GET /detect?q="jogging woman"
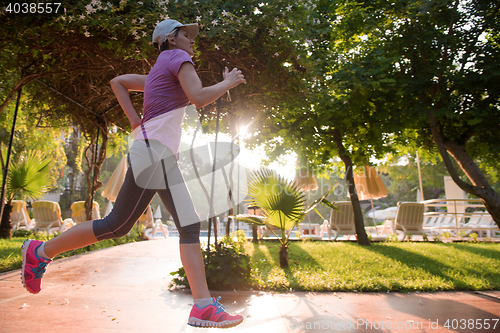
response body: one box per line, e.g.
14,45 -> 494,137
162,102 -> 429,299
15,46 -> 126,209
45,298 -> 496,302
21,19 -> 246,328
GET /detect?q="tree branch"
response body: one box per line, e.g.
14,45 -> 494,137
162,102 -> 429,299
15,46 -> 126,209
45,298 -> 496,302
35,79 -> 104,120
0,74 -> 40,115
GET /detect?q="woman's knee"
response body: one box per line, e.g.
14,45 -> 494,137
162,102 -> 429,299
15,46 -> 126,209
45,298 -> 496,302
93,213 -> 135,240
178,222 -> 201,244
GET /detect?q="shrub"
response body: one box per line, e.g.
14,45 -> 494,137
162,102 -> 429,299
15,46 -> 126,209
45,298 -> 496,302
12,229 -> 35,238
385,233 -> 399,242
12,229 -> 54,241
441,231 -> 452,239
170,230 -> 252,291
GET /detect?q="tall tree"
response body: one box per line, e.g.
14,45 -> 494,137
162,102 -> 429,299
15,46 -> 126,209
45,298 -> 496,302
318,0 -> 500,225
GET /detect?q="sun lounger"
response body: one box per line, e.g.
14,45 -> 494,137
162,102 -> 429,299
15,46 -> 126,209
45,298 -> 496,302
32,200 -> 74,234
394,202 -> 425,241
71,201 -> 100,224
10,200 -> 34,231
139,205 -> 168,239
328,201 -> 357,241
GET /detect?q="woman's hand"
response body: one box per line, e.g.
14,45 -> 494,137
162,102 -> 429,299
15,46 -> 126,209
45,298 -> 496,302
223,67 -> 246,88
110,74 -> 147,131
179,63 -> 247,109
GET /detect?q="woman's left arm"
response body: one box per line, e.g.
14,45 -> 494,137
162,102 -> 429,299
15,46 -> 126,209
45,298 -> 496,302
110,74 -> 148,130
178,64 -> 246,109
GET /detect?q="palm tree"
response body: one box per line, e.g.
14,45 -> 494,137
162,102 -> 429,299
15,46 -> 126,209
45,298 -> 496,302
0,152 -> 51,238
233,168 -> 332,268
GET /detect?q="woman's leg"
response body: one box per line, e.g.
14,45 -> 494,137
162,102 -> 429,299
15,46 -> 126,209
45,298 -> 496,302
157,166 -> 210,300
151,151 -> 209,299
42,221 -> 97,258
162,172 -> 245,329
179,244 -> 211,299
43,168 -> 156,258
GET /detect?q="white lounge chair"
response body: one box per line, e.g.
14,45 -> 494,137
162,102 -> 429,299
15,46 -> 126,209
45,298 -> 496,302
424,215 -> 455,236
71,201 -> 100,224
394,202 -> 425,241
460,214 -> 483,236
328,201 -> 357,240
10,200 -> 34,231
257,225 -> 293,239
140,205 -> 168,239
466,215 -> 500,238
32,200 -> 74,234
424,215 -> 439,230
258,225 -> 278,238
299,223 -> 322,240
481,217 -> 500,238
320,220 -> 329,238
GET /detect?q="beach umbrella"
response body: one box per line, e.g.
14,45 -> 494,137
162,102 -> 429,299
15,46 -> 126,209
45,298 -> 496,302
154,205 -> 162,219
416,188 -> 423,202
354,166 -> 388,225
104,201 -> 113,216
102,156 -> 127,216
102,156 -> 127,202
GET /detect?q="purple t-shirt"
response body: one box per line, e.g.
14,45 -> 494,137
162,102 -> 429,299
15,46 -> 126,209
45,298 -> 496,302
142,49 -> 193,124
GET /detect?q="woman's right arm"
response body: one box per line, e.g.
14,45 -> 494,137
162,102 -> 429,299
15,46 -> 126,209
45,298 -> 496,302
110,74 -> 148,130
178,64 -> 246,109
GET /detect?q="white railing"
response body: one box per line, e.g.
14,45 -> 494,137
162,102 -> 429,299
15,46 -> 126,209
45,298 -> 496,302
421,198 -> 499,237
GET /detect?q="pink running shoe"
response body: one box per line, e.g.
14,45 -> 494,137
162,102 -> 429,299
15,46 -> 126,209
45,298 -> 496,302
188,297 -> 243,328
21,239 -> 52,294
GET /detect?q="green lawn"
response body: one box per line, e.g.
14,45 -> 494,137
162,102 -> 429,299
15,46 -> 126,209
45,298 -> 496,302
3,234 -> 500,293
0,238 -> 26,272
0,232 -> 52,272
244,241 -> 500,292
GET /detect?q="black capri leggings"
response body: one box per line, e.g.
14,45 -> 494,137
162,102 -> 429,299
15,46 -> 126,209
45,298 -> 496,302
92,140 -> 201,244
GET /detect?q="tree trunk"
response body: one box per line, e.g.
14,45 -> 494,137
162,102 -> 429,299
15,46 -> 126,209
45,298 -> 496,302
279,243 -> 289,268
84,128 -> 107,220
226,209 -> 233,237
252,226 -> 258,243
211,216 -> 220,252
332,129 -> 370,245
428,109 -> 500,227
0,202 -> 13,239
